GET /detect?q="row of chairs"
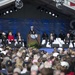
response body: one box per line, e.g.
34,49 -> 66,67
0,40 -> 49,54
41,38 -> 75,48
0,39 -> 25,48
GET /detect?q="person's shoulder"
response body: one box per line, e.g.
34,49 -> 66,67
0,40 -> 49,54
25,72 -> 30,75
20,72 -> 30,75
66,72 -> 75,75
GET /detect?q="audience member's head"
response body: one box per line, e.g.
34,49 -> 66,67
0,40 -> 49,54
31,70 -> 37,75
40,68 -> 53,75
13,72 -> 20,75
9,32 -> 12,35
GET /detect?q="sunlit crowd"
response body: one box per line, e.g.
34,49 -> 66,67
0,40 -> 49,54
0,46 -> 75,75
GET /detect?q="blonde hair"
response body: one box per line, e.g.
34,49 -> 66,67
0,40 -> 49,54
15,57 -> 23,69
60,66 -> 67,73
55,64 -> 61,70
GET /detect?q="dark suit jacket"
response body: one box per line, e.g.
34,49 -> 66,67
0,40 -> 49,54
42,33 -> 48,40
73,36 -> 75,40
17,35 -> 22,41
1,35 -> 7,42
65,36 -> 71,43
29,30 -> 36,34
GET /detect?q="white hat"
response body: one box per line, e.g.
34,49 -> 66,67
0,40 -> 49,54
31,65 -> 38,71
53,52 -> 59,57
60,61 -> 69,69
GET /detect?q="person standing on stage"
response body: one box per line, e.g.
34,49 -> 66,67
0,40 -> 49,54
29,26 -> 36,34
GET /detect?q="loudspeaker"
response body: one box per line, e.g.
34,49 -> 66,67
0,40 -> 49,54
62,44 -> 69,48
15,44 -> 22,48
8,44 -> 15,48
52,44 -> 59,48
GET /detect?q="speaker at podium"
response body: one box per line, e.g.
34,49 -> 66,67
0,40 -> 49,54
27,34 -> 40,47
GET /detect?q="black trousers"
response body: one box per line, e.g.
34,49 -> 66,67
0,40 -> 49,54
72,41 -> 75,47
65,41 -> 70,45
2,41 -> 7,46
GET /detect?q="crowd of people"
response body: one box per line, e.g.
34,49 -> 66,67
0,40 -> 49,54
0,28 -> 75,48
0,26 -> 75,75
0,46 -> 75,75
0,31 -> 25,47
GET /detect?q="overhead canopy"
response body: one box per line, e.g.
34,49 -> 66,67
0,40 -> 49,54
0,0 -> 75,19
0,0 -> 15,7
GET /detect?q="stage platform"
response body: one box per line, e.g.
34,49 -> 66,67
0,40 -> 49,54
39,47 -> 68,53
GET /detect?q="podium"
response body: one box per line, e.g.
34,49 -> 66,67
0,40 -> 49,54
27,34 -> 40,46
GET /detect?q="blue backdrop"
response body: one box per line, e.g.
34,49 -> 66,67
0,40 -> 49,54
0,18 -> 70,41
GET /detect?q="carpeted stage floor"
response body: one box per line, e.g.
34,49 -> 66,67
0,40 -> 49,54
39,48 -> 68,53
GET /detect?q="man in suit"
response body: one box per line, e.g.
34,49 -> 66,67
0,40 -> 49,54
29,26 -> 36,34
72,35 -> 75,47
42,32 -> 48,41
64,33 -> 71,45
59,30 -> 65,40
1,32 -> 7,46
16,32 -> 22,42
16,32 -> 24,45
